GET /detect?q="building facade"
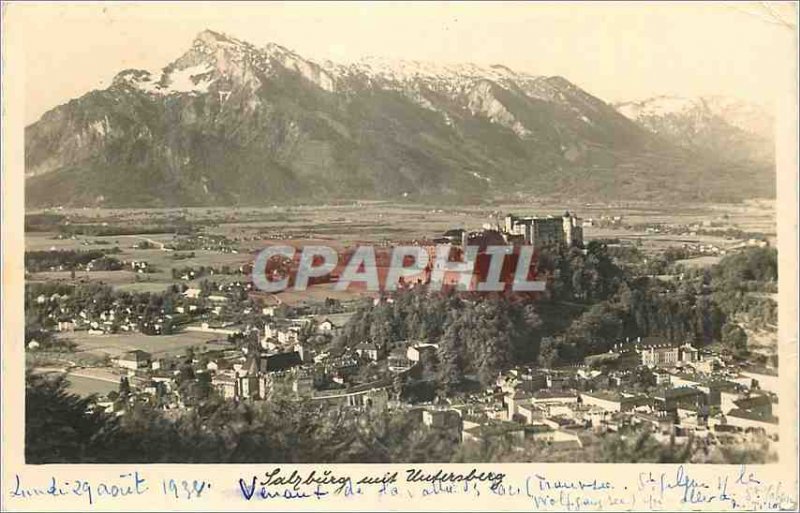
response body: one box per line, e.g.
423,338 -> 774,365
116,350 -> 152,371
503,212 -> 583,249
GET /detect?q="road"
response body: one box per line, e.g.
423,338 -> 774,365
125,235 -> 173,251
67,367 -> 124,384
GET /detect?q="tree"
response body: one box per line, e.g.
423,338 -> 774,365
509,303 -> 542,363
437,318 -> 465,394
537,337 -> 558,368
196,372 -> 212,400
470,300 -> 512,386
119,376 -> 131,400
721,323 -> 748,357
599,430 -> 694,463
26,372 -> 119,463
392,373 -> 404,402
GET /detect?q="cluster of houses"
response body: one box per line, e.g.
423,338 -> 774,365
129,260 -> 153,273
208,319 -> 428,405
609,337 -> 701,367
165,234 -> 239,253
29,278 -> 257,338
404,340 -> 780,452
99,331 -> 780,455
96,344 -> 244,413
172,265 -> 247,281
29,242 -> 778,457
209,347 -> 389,407
101,312 -> 445,415
97,306 -> 381,406
42,298 -> 170,336
81,293 -> 779,456
677,242 -> 724,257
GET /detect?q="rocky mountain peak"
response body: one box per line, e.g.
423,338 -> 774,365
194,28 -> 240,47
25,30 -> 775,207
614,94 -> 774,164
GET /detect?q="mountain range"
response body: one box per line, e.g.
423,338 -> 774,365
25,30 -> 775,207
615,95 -> 774,166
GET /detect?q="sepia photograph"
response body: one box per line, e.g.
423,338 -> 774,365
3,1 -> 798,497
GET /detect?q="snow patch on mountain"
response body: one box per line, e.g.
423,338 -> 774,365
112,31 -> 600,138
333,56 -> 533,85
615,95 -> 774,140
164,63 -> 216,94
466,81 -> 531,138
115,64 -> 215,96
26,29 -> 776,206
616,96 -> 697,119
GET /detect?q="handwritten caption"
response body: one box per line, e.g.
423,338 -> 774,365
8,465 -> 798,510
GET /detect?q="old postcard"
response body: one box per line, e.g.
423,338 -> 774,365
1,1 -> 798,511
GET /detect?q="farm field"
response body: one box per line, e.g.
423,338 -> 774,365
583,227 -> 737,254
27,366 -> 122,398
28,200 -> 775,247
675,255 -> 724,268
58,330 -> 226,359
313,312 -> 356,326
257,282 -> 376,307
28,269 -> 141,285
26,200 -> 775,307
66,373 -> 119,397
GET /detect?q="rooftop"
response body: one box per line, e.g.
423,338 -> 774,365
464,421 -> 524,438
726,409 -> 778,424
703,379 -> 742,393
121,349 -> 152,359
249,351 -> 303,373
582,390 -> 627,403
654,386 -> 705,400
740,366 -> 778,377
511,389 -> 535,400
533,390 -> 578,400
734,394 -> 773,410
524,424 -> 554,435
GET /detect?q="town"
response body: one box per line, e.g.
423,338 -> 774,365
24,205 -> 779,464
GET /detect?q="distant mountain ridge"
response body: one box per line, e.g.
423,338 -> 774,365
614,95 -> 774,165
25,30 -> 774,207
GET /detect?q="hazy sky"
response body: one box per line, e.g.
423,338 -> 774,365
8,1 -> 797,124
